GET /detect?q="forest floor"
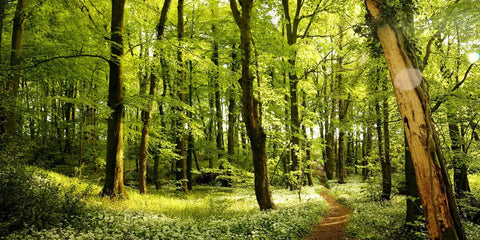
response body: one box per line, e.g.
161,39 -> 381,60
306,190 -> 352,240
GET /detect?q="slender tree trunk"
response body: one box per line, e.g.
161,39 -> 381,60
186,61 -> 195,191
212,28 -> 224,161
337,99 -> 348,184
374,81 -> 388,194
366,1 -> 465,238
363,109 -> 373,180
102,0 -> 127,199
138,0 -> 170,195
305,126 -> 314,186
230,0 -> 275,210
175,0 -> 188,193
382,79 -> 392,200
447,111 -> 470,195
405,133 -> 422,223
227,44 -> 238,161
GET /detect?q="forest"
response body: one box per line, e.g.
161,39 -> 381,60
0,0 -> 479,239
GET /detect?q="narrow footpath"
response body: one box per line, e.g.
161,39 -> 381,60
305,190 -> 352,240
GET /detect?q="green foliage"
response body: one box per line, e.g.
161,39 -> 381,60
3,169 -> 328,240
330,177 -> 426,240
0,165 -> 89,236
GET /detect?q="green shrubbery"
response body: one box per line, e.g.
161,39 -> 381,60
6,195 -> 326,240
330,176 -> 480,240
0,165 -> 88,236
2,166 -> 327,239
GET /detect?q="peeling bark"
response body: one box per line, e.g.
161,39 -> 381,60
366,1 -> 465,239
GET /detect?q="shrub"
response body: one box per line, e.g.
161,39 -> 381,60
6,197 -> 327,239
0,165 -> 88,236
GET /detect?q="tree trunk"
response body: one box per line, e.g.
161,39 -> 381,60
337,98 -> 348,184
0,0 -> 6,65
2,0 -> 27,156
175,0 -> 188,193
230,0 -> 275,210
102,0 -> 127,199
186,61 -> 195,191
227,44 -> 238,161
375,92 -> 385,197
212,28 -> 224,160
382,79 -> 392,200
363,106 -> 373,180
405,133 -> 422,223
447,111 -> 470,195
138,0 -> 170,195
366,1 -> 465,238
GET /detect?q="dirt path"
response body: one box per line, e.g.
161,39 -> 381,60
305,190 -> 352,240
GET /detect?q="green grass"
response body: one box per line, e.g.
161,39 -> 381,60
4,167 -> 328,239
328,175 -> 480,240
470,173 -> 480,200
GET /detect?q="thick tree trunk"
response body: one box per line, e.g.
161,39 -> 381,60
230,0 -> 275,210
175,0 -> 188,193
0,0 -> 6,151
102,0 -> 127,199
2,0 -> 27,156
366,1 -> 465,239
0,0 -> 6,65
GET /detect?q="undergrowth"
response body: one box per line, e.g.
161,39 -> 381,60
2,166 -> 328,239
329,176 -> 480,240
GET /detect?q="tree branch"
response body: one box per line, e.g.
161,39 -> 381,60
229,0 -> 241,27
421,32 -> 440,71
431,63 -> 476,113
6,54 -> 110,71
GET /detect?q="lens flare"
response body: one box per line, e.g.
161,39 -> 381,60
468,52 -> 480,64
394,68 -> 422,91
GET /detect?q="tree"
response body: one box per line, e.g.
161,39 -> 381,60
138,0 -> 171,195
2,0 -> 27,158
365,1 -> 466,239
101,0 -> 127,199
229,0 -> 275,210
175,0 -> 188,193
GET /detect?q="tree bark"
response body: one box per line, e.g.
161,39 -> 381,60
230,0 -> 275,210
0,0 -> 7,151
186,61 -> 195,191
212,27 -> 224,160
102,0 -> 127,199
382,79 -> 392,200
366,1 -> 465,238
175,0 -> 188,193
3,0 -> 27,157
227,44 -> 238,161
